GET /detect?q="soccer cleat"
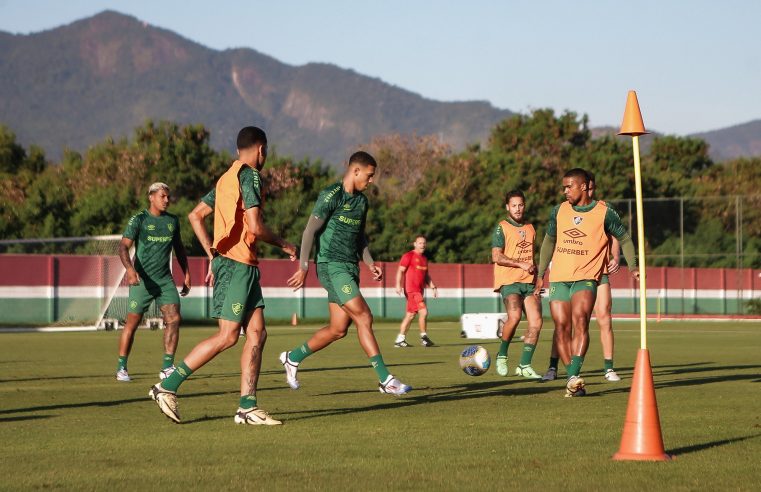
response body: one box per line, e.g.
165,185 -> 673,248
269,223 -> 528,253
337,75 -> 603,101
234,407 -> 282,426
116,368 -> 131,382
159,365 -> 176,380
279,351 -> 300,390
378,375 -> 412,395
420,335 -> 435,347
515,364 -> 542,379
459,330 -> 466,338
495,356 -> 509,376
564,375 -> 587,397
541,367 -> 558,382
148,384 -> 181,423
394,340 -> 411,348
604,369 -> 621,382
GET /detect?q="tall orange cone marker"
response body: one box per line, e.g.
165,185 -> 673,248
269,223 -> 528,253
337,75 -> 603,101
613,91 -> 671,461
291,312 -> 298,326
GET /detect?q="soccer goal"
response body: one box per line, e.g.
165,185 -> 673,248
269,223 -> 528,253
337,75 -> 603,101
0,235 -> 167,332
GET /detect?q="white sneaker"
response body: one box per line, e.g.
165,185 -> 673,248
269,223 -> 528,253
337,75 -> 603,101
496,356 -> 509,377
234,407 -> 282,425
604,369 -> 621,382
148,384 -> 181,423
515,364 -> 542,379
565,375 -> 587,397
279,351 -> 300,390
159,366 -> 176,380
541,367 -> 557,382
116,368 -> 131,382
378,375 -> 412,395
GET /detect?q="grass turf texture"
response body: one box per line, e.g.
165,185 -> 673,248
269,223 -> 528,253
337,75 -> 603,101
1,321 -> 760,490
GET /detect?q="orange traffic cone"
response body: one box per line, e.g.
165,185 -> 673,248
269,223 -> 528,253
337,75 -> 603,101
618,90 -> 650,136
291,312 -> 298,326
613,349 -> 671,460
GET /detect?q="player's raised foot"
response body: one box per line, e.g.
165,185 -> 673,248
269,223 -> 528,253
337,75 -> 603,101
420,335 -> 435,347
379,375 -> 412,395
279,351 -> 300,390
604,369 -> 621,382
394,339 -> 411,348
564,375 -> 586,398
115,368 -> 131,382
515,364 -> 542,379
234,407 -> 282,426
159,365 -> 176,380
495,356 -> 509,376
148,384 -> 181,423
541,367 -> 557,382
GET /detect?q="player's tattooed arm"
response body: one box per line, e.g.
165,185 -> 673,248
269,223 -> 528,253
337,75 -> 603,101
491,248 -> 535,273
118,237 -> 139,285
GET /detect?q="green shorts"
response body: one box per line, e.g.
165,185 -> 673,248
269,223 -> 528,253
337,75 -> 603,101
599,274 -> 609,285
211,255 -> 264,323
127,275 -> 180,314
549,280 -> 598,303
499,282 -> 535,300
316,262 -> 360,306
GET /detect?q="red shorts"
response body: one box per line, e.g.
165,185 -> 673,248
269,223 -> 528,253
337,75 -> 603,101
405,291 -> 426,313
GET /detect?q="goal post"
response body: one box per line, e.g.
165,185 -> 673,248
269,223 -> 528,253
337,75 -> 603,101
0,235 -> 168,332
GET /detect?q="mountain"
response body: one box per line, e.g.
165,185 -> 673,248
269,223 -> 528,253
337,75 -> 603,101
0,11 -> 512,165
690,120 -> 761,162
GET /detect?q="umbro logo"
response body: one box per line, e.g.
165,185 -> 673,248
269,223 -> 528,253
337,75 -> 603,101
517,240 -> 532,249
147,225 -> 156,231
562,228 -> 587,239
342,204 -> 352,210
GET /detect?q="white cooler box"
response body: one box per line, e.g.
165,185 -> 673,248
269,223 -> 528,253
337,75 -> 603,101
460,313 -> 506,339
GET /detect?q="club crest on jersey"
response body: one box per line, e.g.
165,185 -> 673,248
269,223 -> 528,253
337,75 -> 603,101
129,300 -> 138,309
167,224 -> 174,232
341,284 -> 352,295
231,302 -> 243,315
518,230 -> 526,240
573,216 -> 583,226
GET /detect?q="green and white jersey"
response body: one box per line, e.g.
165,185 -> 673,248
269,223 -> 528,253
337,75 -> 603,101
123,210 -> 180,279
312,182 -> 369,264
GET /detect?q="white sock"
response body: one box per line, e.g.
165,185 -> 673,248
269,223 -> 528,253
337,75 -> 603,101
395,334 -> 406,343
420,332 -> 427,338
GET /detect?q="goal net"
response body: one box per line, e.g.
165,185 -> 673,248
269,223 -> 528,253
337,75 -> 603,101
0,235 -> 167,331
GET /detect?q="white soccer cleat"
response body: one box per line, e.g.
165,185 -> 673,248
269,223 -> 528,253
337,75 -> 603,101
159,366 -> 176,380
234,407 -> 282,426
279,351 -> 300,390
541,367 -> 557,382
604,369 -> 621,382
378,375 -> 412,395
116,368 -> 131,382
148,384 -> 181,423
496,356 -> 509,377
565,375 -> 587,397
515,364 -> 542,379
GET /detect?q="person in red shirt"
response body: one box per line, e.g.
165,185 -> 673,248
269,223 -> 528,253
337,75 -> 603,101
394,235 -> 438,347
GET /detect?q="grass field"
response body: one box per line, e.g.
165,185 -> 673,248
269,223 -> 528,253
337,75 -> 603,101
1,321 -> 760,491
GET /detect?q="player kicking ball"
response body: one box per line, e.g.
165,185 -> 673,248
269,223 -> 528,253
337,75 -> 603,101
491,190 -> 543,379
281,151 -> 411,396
534,168 -> 638,397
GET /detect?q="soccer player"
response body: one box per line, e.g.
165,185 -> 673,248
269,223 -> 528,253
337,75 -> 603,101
491,190 -> 543,379
533,168 -> 638,397
282,151 -> 412,395
393,235 -> 438,348
149,126 -> 297,424
115,182 -> 191,382
541,175 -> 622,382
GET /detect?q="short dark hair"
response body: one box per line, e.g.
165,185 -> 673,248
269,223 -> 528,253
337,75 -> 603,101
237,126 -> 267,150
349,151 -> 377,168
586,171 -> 596,186
564,168 -> 590,183
504,189 -> 525,205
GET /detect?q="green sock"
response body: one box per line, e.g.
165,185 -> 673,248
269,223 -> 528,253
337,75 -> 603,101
369,354 -> 391,382
162,353 -> 175,370
288,342 -> 313,364
160,362 -> 193,392
117,356 -> 128,371
549,356 -> 559,369
519,343 -> 536,366
604,359 -> 614,372
497,339 -> 510,357
567,355 -> 585,377
239,394 -> 257,410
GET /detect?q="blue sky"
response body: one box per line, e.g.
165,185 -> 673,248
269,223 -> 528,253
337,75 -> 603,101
1,0 -> 759,135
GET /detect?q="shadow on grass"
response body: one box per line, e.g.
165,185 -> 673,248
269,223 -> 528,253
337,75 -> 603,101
0,414 -> 53,423
667,433 -> 761,456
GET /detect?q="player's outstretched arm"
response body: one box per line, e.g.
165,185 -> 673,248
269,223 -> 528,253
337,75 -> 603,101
492,247 -> 534,273
287,215 -> 325,290
246,206 -> 296,259
118,237 -> 140,286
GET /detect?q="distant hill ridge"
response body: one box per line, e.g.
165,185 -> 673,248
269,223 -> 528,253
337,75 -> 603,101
0,10 -> 758,164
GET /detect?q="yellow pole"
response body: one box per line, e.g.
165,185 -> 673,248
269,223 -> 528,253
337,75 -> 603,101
632,135 -> 648,349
